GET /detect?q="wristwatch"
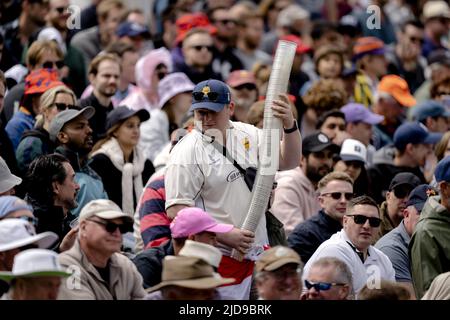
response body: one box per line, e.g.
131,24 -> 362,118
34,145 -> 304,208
283,120 -> 298,134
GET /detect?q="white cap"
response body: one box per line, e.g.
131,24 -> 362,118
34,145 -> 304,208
0,249 -> 71,281
79,199 -> 133,224
37,27 -> 67,55
158,72 -> 195,109
178,240 -> 222,268
0,156 -> 22,194
423,1 -> 450,20
339,139 -> 367,164
0,219 -> 58,252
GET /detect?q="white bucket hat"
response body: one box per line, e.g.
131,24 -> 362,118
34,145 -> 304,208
179,240 -> 222,268
0,219 -> 58,252
158,72 -> 195,109
0,249 -> 71,281
0,156 -> 22,194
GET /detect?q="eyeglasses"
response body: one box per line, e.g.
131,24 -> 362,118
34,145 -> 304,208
18,216 -> 39,227
393,186 -> 412,199
87,219 -> 131,234
42,60 -> 64,69
304,280 -> 346,291
321,192 -> 354,201
54,6 -> 68,14
192,91 -> 220,102
54,103 -> 78,111
346,214 -> 382,227
234,83 -> 257,91
190,45 -> 213,52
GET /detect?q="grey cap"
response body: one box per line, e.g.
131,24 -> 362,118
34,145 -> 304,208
48,107 -> 95,142
0,157 -> 22,193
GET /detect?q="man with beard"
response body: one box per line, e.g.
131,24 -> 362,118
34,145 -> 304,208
271,132 -> 340,236
78,53 -> 120,143
0,0 -> 50,71
226,70 -> 258,123
288,172 -> 354,263
49,107 -> 108,217
233,12 -> 272,71
25,153 -> 80,241
373,172 -> 421,243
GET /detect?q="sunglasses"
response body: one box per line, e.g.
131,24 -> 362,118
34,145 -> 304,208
54,103 -> 78,111
54,6 -> 68,14
214,19 -> 236,25
190,45 -> 213,52
87,219 -> 131,234
304,280 -> 346,291
42,60 -> 64,69
321,192 -> 354,201
234,83 -> 257,91
192,91 -> 220,102
347,214 -> 382,227
18,216 -> 39,227
344,160 -> 363,169
393,187 -> 412,199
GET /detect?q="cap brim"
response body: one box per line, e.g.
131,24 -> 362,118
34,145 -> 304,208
0,231 -> 59,252
205,223 -> 234,234
394,94 -> 416,107
308,142 -> 340,154
94,211 -> 134,225
190,102 -> 225,112
146,274 -> 235,292
365,113 -> 384,125
0,270 -> 71,281
340,154 -> 366,163
424,132 -> 443,145
0,175 -> 22,193
134,109 -> 151,123
262,259 -> 301,272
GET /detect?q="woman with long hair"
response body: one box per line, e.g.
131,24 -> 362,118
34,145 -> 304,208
15,85 -> 76,174
89,106 -> 154,214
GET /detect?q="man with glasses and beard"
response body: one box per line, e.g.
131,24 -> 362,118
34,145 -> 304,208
49,107 -> 108,217
78,53 -> 121,143
271,132 -> 340,236
303,195 -> 395,296
373,172 -> 421,243
288,172 -> 354,263
58,199 -> 146,300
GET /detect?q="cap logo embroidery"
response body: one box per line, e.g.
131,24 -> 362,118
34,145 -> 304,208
355,145 -> 361,152
275,247 -> 291,257
318,133 -> 329,143
201,85 -> 211,97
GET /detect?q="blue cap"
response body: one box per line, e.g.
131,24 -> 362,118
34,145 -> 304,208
411,100 -> 450,122
435,156 -> 450,183
0,196 -> 33,219
116,22 -> 151,38
190,79 -> 231,112
405,184 -> 438,212
393,122 -> 442,151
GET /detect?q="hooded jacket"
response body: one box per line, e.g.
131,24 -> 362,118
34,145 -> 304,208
409,195 -> 450,299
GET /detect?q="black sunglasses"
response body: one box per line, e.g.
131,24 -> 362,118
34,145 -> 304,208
234,83 -> 257,91
43,60 -> 64,69
347,214 -> 381,227
393,187 -> 412,199
192,91 -> 220,102
214,19 -> 236,25
54,6 -> 67,14
18,216 -> 39,227
344,160 -> 363,169
87,219 -> 131,234
304,280 -> 346,291
54,103 -> 78,111
190,45 -> 213,52
321,192 -> 354,201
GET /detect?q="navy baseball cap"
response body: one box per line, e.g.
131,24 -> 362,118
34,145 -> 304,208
106,106 -> 150,131
405,184 -> 438,212
393,122 -> 442,151
190,79 -> 231,112
411,100 -> 450,122
302,132 -> 340,155
389,172 -> 421,191
435,156 -> 450,183
116,22 -> 151,38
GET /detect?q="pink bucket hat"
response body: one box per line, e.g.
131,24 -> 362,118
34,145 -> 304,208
170,207 -> 234,238
158,72 -> 195,109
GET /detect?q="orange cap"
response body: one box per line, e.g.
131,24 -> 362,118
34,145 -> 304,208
377,75 -> 416,107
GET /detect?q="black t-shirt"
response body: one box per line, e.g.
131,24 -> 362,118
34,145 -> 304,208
78,93 -> 113,143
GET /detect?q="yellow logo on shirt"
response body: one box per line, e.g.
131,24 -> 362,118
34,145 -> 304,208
243,137 -> 250,150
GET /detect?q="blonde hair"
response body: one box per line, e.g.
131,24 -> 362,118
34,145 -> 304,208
36,85 -> 76,128
435,132 -> 450,161
26,40 -> 63,68
317,171 -> 353,192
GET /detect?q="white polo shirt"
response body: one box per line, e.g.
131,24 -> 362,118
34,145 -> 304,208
165,121 -> 268,259
303,230 -> 395,294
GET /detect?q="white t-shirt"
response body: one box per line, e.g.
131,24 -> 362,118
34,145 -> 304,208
303,230 -> 396,295
165,121 -> 268,259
